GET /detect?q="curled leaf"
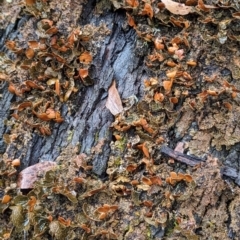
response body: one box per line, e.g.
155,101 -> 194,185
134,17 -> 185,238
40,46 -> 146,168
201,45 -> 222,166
140,3 -> 154,19
2,195 -> 11,204
163,78 -> 174,92
162,0 -> 194,15
79,52 -> 93,64
126,0 -> 139,8
126,164 -> 138,172
25,0 -> 36,6
25,48 -> 34,59
79,68 -> 89,79
12,159 -> 20,167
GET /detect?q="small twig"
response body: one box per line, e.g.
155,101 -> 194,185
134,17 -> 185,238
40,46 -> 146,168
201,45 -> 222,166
160,145 -> 205,167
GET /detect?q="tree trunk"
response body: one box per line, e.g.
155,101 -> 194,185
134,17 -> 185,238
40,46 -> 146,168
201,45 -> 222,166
1,0 -> 240,239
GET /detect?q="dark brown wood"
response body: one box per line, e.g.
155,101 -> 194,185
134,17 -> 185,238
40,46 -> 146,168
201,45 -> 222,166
160,145 -> 205,167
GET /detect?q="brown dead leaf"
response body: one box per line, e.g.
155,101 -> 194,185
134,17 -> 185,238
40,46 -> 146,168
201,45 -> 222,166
126,164 -> 138,172
142,142 -> 150,158
58,216 -> 71,227
27,196 -> 37,212
232,12 -> 240,19
140,3 -> 154,19
79,68 -> 89,80
25,48 -> 35,59
142,176 -> 153,186
106,80 -> 123,115
163,78 -> 174,92
154,92 -> 164,102
79,52 -> 93,64
126,0 -> 139,8
2,195 -> 11,204
154,37 -> 165,50
197,0 -> 218,11
25,0 -> 36,6
126,13 -> 136,28
162,0 -> 194,15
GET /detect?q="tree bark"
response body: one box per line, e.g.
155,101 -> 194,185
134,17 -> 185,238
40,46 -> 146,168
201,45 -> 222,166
0,1 -> 145,176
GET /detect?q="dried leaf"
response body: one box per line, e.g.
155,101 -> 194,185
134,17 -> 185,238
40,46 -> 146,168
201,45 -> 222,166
126,0 -> 139,8
80,224 -> 91,233
142,142 -> 150,158
223,102 -> 232,110
45,27 -> 58,35
154,92 -> 164,102
166,69 -> 177,78
99,212 -> 107,220
17,162 -> 57,189
25,80 -> 45,90
97,204 -> 110,213
154,37 -> 164,50
79,52 -> 93,64
126,164 -> 138,172
163,78 -> 174,92
126,13 -> 136,28
149,176 -> 162,185
25,48 -> 35,59
79,68 -> 88,79
73,177 -> 85,183
106,80 -> 123,115
58,216 -> 71,227
232,12 -> 240,19
197,0 -> 218,11
140,3 -> 154,19
162,0 -> 194,15
0,72 -> 8,80
12,159 -> 20,167
142,176 -> 152,186
17,102 -> 32,111
27,196 -> 37,212
2,195 -> 11,204
28,40 -> 39,49
184,174 -> 193,183
169,97 -> 178,104
25,0 -> 36,6
187,60 -> 197,66
142,200 -> 153,208
5,40 -> 16,51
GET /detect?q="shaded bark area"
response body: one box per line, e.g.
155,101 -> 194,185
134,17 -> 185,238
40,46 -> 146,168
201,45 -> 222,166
0,2 -> 145,176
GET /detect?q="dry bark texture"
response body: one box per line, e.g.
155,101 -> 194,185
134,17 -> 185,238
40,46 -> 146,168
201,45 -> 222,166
0,0 -> 145,176
1,0 -> 240,239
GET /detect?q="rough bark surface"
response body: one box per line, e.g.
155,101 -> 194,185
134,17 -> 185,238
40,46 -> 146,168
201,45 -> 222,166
1,1 -> 240,239
0,2 -> 145,176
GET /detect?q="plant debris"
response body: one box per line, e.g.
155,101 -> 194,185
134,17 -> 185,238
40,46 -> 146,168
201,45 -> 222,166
1,0 -> 240,239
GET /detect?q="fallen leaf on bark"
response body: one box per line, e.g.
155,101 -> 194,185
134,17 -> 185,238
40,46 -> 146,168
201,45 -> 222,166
17,162 -> 57,189
162,0 -> 194,15
106,80 -> 123,115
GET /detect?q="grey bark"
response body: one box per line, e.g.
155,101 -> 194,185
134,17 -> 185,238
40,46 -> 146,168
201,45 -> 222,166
0,2 -> 146,176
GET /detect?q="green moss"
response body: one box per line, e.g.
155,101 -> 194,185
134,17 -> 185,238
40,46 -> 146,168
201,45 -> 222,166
114,157 -> 122,167
67,130 -> 74,142
115,137 -> 127,152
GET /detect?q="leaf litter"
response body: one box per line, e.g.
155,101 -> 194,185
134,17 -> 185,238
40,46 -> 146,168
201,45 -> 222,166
1,0 -> 240,239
